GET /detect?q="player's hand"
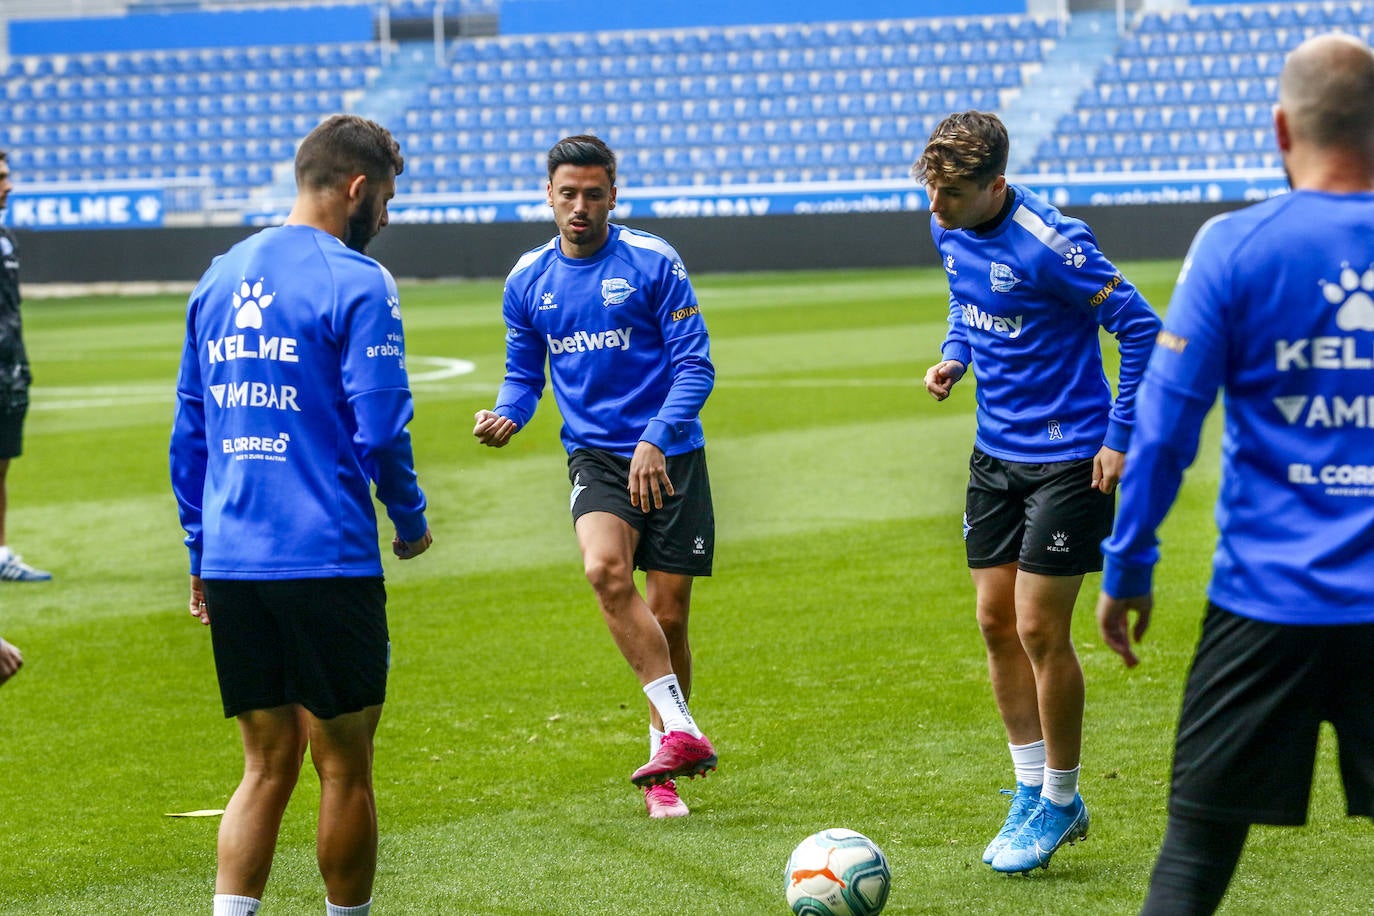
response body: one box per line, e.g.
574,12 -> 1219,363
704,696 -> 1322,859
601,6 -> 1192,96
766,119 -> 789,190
189,574 -> 210,626
0,637 -> 23,685
473,410 -> 518,447
1096,590 -> 1152,668
393,528 -> 433,559
1092,446 -> 1125,494
629,441 -> 673,511
923,360 -> 966,401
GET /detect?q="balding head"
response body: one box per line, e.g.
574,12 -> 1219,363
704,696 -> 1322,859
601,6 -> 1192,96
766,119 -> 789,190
1279,33 -> 1374,154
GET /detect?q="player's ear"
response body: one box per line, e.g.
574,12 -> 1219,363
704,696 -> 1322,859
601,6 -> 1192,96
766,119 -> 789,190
609,185 -> 617,210
346,173 -> 368,203
1273,105 -> 1292,153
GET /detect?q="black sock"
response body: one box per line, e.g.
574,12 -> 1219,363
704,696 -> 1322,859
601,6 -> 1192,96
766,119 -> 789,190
1139,813 -> 1248,916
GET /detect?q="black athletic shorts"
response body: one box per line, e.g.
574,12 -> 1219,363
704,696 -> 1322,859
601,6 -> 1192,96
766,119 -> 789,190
567,446 -> 714,577
1168,603 -> 1374,826
963,448 -> 1114,576
0,405 -> 26,460
203,577 -> 388,720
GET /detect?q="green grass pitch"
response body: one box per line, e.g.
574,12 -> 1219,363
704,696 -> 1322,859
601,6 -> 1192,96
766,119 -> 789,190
1,261 -> 1368,914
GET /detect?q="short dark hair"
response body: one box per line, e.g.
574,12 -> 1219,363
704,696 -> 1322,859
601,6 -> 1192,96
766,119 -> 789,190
295,114 -> 404,191
0,150 -> 7,164
547,134 -> 616,185
913,110 -> 1009,188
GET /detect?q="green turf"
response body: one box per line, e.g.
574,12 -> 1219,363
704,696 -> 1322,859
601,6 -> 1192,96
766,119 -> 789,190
1,262 -> 1368,914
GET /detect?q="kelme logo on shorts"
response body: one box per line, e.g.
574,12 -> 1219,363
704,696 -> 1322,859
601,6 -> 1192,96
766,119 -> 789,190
547,327 -> 632,355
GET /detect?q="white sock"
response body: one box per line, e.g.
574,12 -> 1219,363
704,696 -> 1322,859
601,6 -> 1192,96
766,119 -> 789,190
326,899 -> 372,916
213,895 -> 261,916
1009,740 -> 1046,787
643,674 -> 700,737
1042,765 -> 1080,807
649,725 -> 666,759
0,546 -> 11,561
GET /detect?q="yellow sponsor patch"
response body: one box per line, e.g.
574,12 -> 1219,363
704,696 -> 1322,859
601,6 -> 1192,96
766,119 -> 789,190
1156,329 -> 1188,353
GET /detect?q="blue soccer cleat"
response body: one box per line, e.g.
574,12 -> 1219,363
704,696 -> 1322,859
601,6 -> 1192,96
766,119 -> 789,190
990,794 -> 1089,873
983,782 -> 1042,865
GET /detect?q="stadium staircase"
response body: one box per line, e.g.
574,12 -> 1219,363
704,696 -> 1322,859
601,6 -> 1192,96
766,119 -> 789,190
1027,2 -> 1374,176
1002,10 -> 1119,177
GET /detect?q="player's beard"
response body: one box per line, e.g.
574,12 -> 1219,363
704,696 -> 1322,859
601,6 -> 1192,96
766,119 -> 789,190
344,195 -> 380,253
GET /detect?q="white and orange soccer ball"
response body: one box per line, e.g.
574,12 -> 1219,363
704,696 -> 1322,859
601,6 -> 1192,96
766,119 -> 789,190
784,828 -> 890,916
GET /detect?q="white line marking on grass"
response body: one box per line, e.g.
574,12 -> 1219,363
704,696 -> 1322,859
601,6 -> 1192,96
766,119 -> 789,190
32,357 -> 478,410
407,356 -> 477,382
722,378 -> 920,388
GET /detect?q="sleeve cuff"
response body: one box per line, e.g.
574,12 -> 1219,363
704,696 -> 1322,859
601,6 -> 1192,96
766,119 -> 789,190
1102,557 -> 1153,599
640,418 -> 674,453
1102,418 -> 1132,453
941,342 -> 972,366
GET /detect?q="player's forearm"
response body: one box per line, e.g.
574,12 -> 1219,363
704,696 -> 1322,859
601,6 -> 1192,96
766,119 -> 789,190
351,388 -> 429,541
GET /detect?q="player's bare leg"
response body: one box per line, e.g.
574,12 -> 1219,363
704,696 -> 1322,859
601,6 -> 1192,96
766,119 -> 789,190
575,512 -> 715,786
575,512 -> 673,684
972,563 -> 1041,745
989,569 -> 1091,873
309,703 -> 383,908
217,705 -> 309,899
641,571 -> 695,816
645,570 -> 694,726
1013,570 -> 1085,770
972,563 -> 1048,861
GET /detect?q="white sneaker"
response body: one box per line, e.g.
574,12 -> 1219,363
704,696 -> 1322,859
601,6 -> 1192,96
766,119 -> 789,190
0,551 -> 52,582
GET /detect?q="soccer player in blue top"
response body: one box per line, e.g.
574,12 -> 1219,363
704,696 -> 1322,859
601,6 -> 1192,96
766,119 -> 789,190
1097,34 -> 1374,914
915,111 -> 1161,873
474,135 -> 717,819
171,115 -> 432,916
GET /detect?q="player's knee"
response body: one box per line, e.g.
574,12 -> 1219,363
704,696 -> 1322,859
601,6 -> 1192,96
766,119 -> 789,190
655,607 -> 689,644
976,606 -> 1019,647
1015,616 -> 1072,661
584,555 -> 634,601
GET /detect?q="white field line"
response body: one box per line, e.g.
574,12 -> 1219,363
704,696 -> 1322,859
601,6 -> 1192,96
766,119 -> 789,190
31,361 -> 916,411
32,357 -> 480,411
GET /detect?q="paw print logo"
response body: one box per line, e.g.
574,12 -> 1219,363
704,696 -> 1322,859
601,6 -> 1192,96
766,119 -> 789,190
692,535 -> 706,554
1323,263 -> 1374,331
672,260 -> 688,282
1051,531 -> 1068,548
232,278 -> 273,330
542,292 -> 555,305
388,295 -> 401,320
1063,245 -> 1086,269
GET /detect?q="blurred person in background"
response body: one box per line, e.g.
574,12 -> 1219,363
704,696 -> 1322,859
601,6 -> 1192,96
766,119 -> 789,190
0,150 -> 53,583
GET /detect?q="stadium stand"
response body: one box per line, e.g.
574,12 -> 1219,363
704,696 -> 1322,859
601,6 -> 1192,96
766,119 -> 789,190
1028,1 -> 1374,175
3,2 -> 1374,209
399,15 -> 1058,193
2,40 -> 382,203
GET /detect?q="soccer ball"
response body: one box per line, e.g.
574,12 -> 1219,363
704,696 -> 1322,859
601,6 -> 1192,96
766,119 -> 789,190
784,828 -> 890,916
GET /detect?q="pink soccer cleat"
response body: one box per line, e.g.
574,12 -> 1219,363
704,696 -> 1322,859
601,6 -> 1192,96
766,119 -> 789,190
643,780 -> 690,818
630,731 -> 718,787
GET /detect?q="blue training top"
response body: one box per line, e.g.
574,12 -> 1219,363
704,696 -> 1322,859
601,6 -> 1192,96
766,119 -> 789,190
1102,190 -> 1374,625
933,185 -> 1161,461
171,225 -> 428,579
495,222 -> 713,457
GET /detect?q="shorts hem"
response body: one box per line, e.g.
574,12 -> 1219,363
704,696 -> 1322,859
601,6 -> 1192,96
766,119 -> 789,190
1017,559 -> 1104,576
637,560 -> 711,577
967,555 -> 1019,570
